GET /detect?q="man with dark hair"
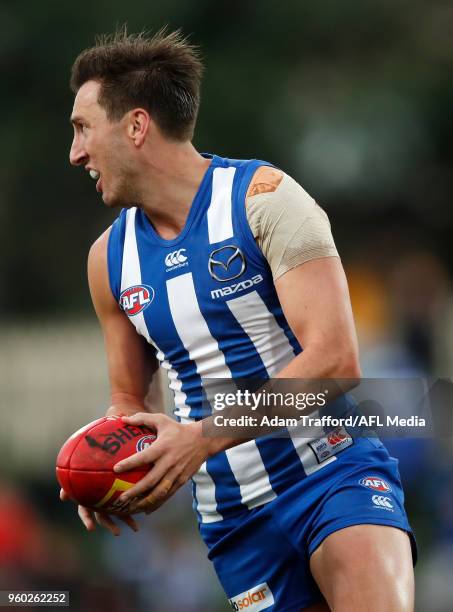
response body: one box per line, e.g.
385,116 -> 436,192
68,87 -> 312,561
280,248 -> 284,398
66,28 -> 415,611
70,28 -> 202,141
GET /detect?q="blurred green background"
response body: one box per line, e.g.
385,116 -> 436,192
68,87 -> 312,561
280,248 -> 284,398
1,1 -> 452,610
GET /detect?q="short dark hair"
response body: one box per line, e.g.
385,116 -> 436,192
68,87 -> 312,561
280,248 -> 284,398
70,27 -> 203,141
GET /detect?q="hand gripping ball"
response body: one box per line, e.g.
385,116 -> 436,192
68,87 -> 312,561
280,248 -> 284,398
56,416 -> 156,514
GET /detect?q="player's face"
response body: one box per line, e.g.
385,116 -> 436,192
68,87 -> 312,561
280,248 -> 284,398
69,80 -> 136,208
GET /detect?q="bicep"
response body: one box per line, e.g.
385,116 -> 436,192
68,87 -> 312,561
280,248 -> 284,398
275,257 -> 358,356
102,310 -> 158,404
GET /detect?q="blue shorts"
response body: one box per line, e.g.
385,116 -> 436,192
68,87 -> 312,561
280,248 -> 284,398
199,437 -> 416,611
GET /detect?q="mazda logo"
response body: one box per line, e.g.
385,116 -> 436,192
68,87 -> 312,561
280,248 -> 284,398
208,245 -> 246,282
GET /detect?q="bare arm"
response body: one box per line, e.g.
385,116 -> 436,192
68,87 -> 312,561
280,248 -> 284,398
88,227 -> 162,417
61,227 -> 163,534
273,256 -> 360,379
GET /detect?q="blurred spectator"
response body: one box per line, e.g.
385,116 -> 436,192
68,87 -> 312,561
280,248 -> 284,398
390,251 -> 451,372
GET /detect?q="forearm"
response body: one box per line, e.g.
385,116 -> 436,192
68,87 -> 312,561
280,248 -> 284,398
107,362 -> 165,417
274,343 -> 360,380
106,392 -> 149,417
196,345 -> 361,457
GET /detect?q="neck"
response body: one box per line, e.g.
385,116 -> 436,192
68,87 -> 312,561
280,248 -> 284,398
133,139 -> 212,240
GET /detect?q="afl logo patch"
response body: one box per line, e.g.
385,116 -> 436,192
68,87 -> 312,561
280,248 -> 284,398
119,285 -> 155,316
359,476 -> 392,492
136,435 -> 156,452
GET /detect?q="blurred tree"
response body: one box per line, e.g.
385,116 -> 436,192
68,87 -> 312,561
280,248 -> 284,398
1,0 -> 452,318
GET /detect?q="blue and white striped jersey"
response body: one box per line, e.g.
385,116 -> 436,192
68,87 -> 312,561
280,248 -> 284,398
107,153 -> 351,523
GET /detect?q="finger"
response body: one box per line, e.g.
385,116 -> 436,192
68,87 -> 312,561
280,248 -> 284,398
118,459 -> 172,501
134,477 -> 177,515
95,512 -> 120,536
60,488 -> 69,501
121,412 -> 164,428
114,444 -> 159,473
119,514 -> 139,532
78,505 -> 96,531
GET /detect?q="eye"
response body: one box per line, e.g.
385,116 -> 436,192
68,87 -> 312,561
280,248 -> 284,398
74,122 -> 88,134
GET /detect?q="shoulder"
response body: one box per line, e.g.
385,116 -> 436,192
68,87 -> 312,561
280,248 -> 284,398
88,226 -> 111,270
245,168 -> 324,238
87,227 -> 117,313
244,169 -> 338,280
246,167 -> 328,223
246,165 -> 284,198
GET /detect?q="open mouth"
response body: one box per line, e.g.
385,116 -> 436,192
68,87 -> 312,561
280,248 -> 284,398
89,169 -> 102,193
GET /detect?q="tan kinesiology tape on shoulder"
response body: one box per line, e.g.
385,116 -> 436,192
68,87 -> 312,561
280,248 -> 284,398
246,173 -> 338,280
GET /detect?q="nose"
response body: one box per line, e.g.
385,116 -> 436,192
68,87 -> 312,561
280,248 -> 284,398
69,135 -> 88,166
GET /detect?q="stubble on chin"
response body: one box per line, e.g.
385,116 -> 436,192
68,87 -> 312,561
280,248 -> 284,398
102,189 -> 140,210
102,161 -> 142,209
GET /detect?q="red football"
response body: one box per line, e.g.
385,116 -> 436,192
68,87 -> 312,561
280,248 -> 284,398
56,416 -> 156,514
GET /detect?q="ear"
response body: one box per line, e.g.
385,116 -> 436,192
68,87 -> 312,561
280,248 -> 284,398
127,109 -> 150,146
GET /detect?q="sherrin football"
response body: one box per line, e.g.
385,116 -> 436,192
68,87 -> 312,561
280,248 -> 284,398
56,415 -> 156,513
